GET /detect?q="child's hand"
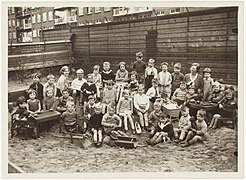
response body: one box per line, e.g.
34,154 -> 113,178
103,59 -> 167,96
219,104 -> 223,109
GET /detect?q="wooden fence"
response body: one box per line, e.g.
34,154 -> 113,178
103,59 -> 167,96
38,7 -> 239,84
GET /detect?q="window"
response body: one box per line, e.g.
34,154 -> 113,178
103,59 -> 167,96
48,11 -> 53,21
78,22 -> 84,26
32,29 -> 37,37
95,20 -> 101,24
37,13 -> 41,23
12,19 -> 15,26
113,7 -> 127,16
87,20 -> 93,25
85,7 -> 92,14
13,32 -> 16,39
170,8 -> 181,14
78,7 -> 84,15
95,7 -> 101,13
9,32 -> 12,40
32,14 -> 36,23
37,28 -> 41,37
8,20 -> 11,27
43,12 -> 47,22
104,7 -> 111,12
157,10 -> 165,16
104,18 -> 111,23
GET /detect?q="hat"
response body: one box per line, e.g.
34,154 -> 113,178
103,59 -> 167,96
88,95 -> 95,100
76,68 -> 84,74
119,61 -> 126,66
161,62 -> 169,67
203,68 -> 211,73
136,51 -> 143,57
174,63 -> 181,69
148,58 -> 155,63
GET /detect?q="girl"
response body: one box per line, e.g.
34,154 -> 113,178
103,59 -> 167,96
145,58 -> 158,92
117,89 -> 135,134
42,90 -> 57,111
158,62 -> 172,99
101,61 -> 115,87
43,74 -> 57,98
134,84 -> 150,131
203,68 -> 214,101
207,81 -> 224,103
128,71 -> 139,96
57,66 -> 70,97
91,65 -> 102,98
27,90 -> 41,114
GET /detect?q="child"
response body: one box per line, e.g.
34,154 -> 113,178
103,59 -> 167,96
133,51 -> 146,84
88,103 -> 104,146
208,86 -> 237,129
158,62 -> 172,99
27,90 -> 41,114
60,102 -> 80,133
145,58 -> 158,92
91,65 -> 102,97
101,61 -> 115,87
146,78 -> 160,104
203,68 -> 214,101
172,81 -> 187,106
102,80 -> 117,107
185,85 -> 198,105
101,105 -> 122,136
174,106 -> 191,143
115,61 -> 129,100
134,84 -> 150,131
56,89 -> 74,113
207,81 -> 224,103
128,71 -> 139,95
147,102 -> 175,145
182,109 -> 207,147
81,74 -> 97,104
29,74 -> 44,102
42,90 -> 57,111
83,95 -> 96,131
43,74 -> 57,98
171,63 -> 184,95
116,89 -> 135,134
57,66 -> 70,97
71,68 -> 87,106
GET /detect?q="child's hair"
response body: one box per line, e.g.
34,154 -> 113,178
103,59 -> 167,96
148,58 -> 155,64
212,81 -> 221,88
152,78 -> 158,84
161,62 -> 169,68
60,66 -> 69,74
88,95 -> 96,101
76,68 -> 84,74
180,81 -> 186,86
138,84 -> 144,90
136,51 -> 143,57
45,89 -> 54,96
62,89 -> 69,93
197,109 -> 206,118
28,89 -> 36,96
174,63 -> 181,69
66,101 -> 75,108
224,86 -> 235,98
103,61 -> 110,67
153,101 -> 161,108
16,96 -> 26,106
188,84 -> 195,90
106,79 -> 114,86
203,68 -> 211,74
119,61 -> 126,68
95,103 -> 102,110
131,71 -> 137,76
87,73 -> 93,78
180,105 -> 189,112
32,74 -> 41,79
47,74 -> 55,80
122,89 -> 130,95
93,65 -> 100,71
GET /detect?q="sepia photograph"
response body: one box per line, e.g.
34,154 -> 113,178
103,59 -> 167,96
2,1 -> 244,179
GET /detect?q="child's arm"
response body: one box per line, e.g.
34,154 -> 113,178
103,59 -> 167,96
115,71 -> 122,81
133,96 -> 141,112
144,97 -> 150,112
196,122 -> 207,136
122,71 -> 129,82
172,89 -> 178,100
36,100 -> 41,112
115,115 -> 122,128
130,99 -> 133,113
166,72 -> 172,86
42,99 -> 47,111
116,99 -> 122,114
153,68 -> 158,79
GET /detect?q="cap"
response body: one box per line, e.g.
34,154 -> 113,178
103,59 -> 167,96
76,68 -> 84,74
148,58 -> 155,63
203,68 -> 211,73
88,95 -> 95,100
174,63 -> 181,69
119,61 -> 126,66
136,51 -> 143,57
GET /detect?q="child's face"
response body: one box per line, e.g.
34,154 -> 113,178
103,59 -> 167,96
29,92 -> 36,100
188,89 -> 195,95
204,72 -> 211,78
196,113 -> 205,122
190,66 -> 197,74
93,68 -> 99,74
88,98 -> 95,105
103,64 -> 110,71
148,62 -> 154,67
154,105 -> 161,112
136,56 -> 143,61
62,91 -> 69,98
120,65 -> 125,71
180,84 -> 186,90
181,108 -> 189,117
67,105 -> 74,112
64,70 -> 69,77
213,85 -> 220,92
77,73 -> 83,80
87,76 -> 93,83
108,108 -> 115,116
107,84 -> 113,90
123,92 -> 129,99
19,102 -> 27,108
152,82 -> 158,88
226,92 -> 233,100
95,108 -> 102,114
46,90 -> 53,97
48,78 -> 55,84
174,68 -> 180,73
33,77 -> 39,84
138,88 -> 144,95
130,74 -> 136,81
161,65 -> 168,72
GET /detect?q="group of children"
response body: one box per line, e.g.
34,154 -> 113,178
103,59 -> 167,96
13,51 -> 237,147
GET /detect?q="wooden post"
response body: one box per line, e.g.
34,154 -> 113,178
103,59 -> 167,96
186,7 -> 190,70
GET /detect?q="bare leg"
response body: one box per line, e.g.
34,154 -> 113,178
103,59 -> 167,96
143,112 -> 149,127
136,111 -> 144,128
122,114 -> 128,131
184,131 -> 195,142
98,130 -> 102,142
127,114 -> 135,130
92,129 -> 97,142
179,130 -> 187,140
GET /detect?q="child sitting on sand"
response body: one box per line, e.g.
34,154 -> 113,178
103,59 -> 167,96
42,90 -> 57,111
56,89 -> 74,113
43,74 -> 57,98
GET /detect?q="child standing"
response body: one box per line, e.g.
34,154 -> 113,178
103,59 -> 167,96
145,58 -> 158,92
182,109 -> 207,147
115,61 -> 129,100
91,65 -> 102,98
101,61 -> 115,87
27,90 -> 41,114
57,66 -> 70,97
171,63 -> 184,95
88,104 -> 104,146
117,89 -> 135,134
158,62 -> 172,99
134,84 -> 150,131
29,74 -> 44,102
42,90 -> 57,111
203,68 -> 214,101
81,74 -> 97,104
146,78 -> 160,104
133,51 -> 146,84
128,71 -> 139,95
71,68 -> 87,107
172,81 -> 187,106
43,74 -> 57,98
56,89 -> 74,113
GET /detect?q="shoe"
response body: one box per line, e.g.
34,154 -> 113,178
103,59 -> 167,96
132,129 -> 136,135
174,139 -> 181,144
181,142 -> 190,147
145,126 -> 151,132
135,122 -> 142,135
96,141 -> 102,147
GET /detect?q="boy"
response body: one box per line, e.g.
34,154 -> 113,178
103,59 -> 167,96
71,68 -> 87,106
56,89 -> 74,113
171,63 -> 184,95
145,58 -> 158,92
146,78 -> 160,104
203,68 -> 214,101
81,74 -> 97,104
88,104 -> 104,146
43,74 -> 57,98
29,74 -> 44,102
172,81 -> 187,106
158,62 -> 172,98
101,61 -> 115,87
182,109 -> 207,147
43,90 -> 57,111
83,95 -> 96,131
133,51 -> 146,84
102,80 -> 117,106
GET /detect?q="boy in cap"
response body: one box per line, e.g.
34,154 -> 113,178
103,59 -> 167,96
71,68 -> 87,107
145,58 -> 158,92
133,51 -> 146,84
203,67 -> 214,101
171,63 -> 184,96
